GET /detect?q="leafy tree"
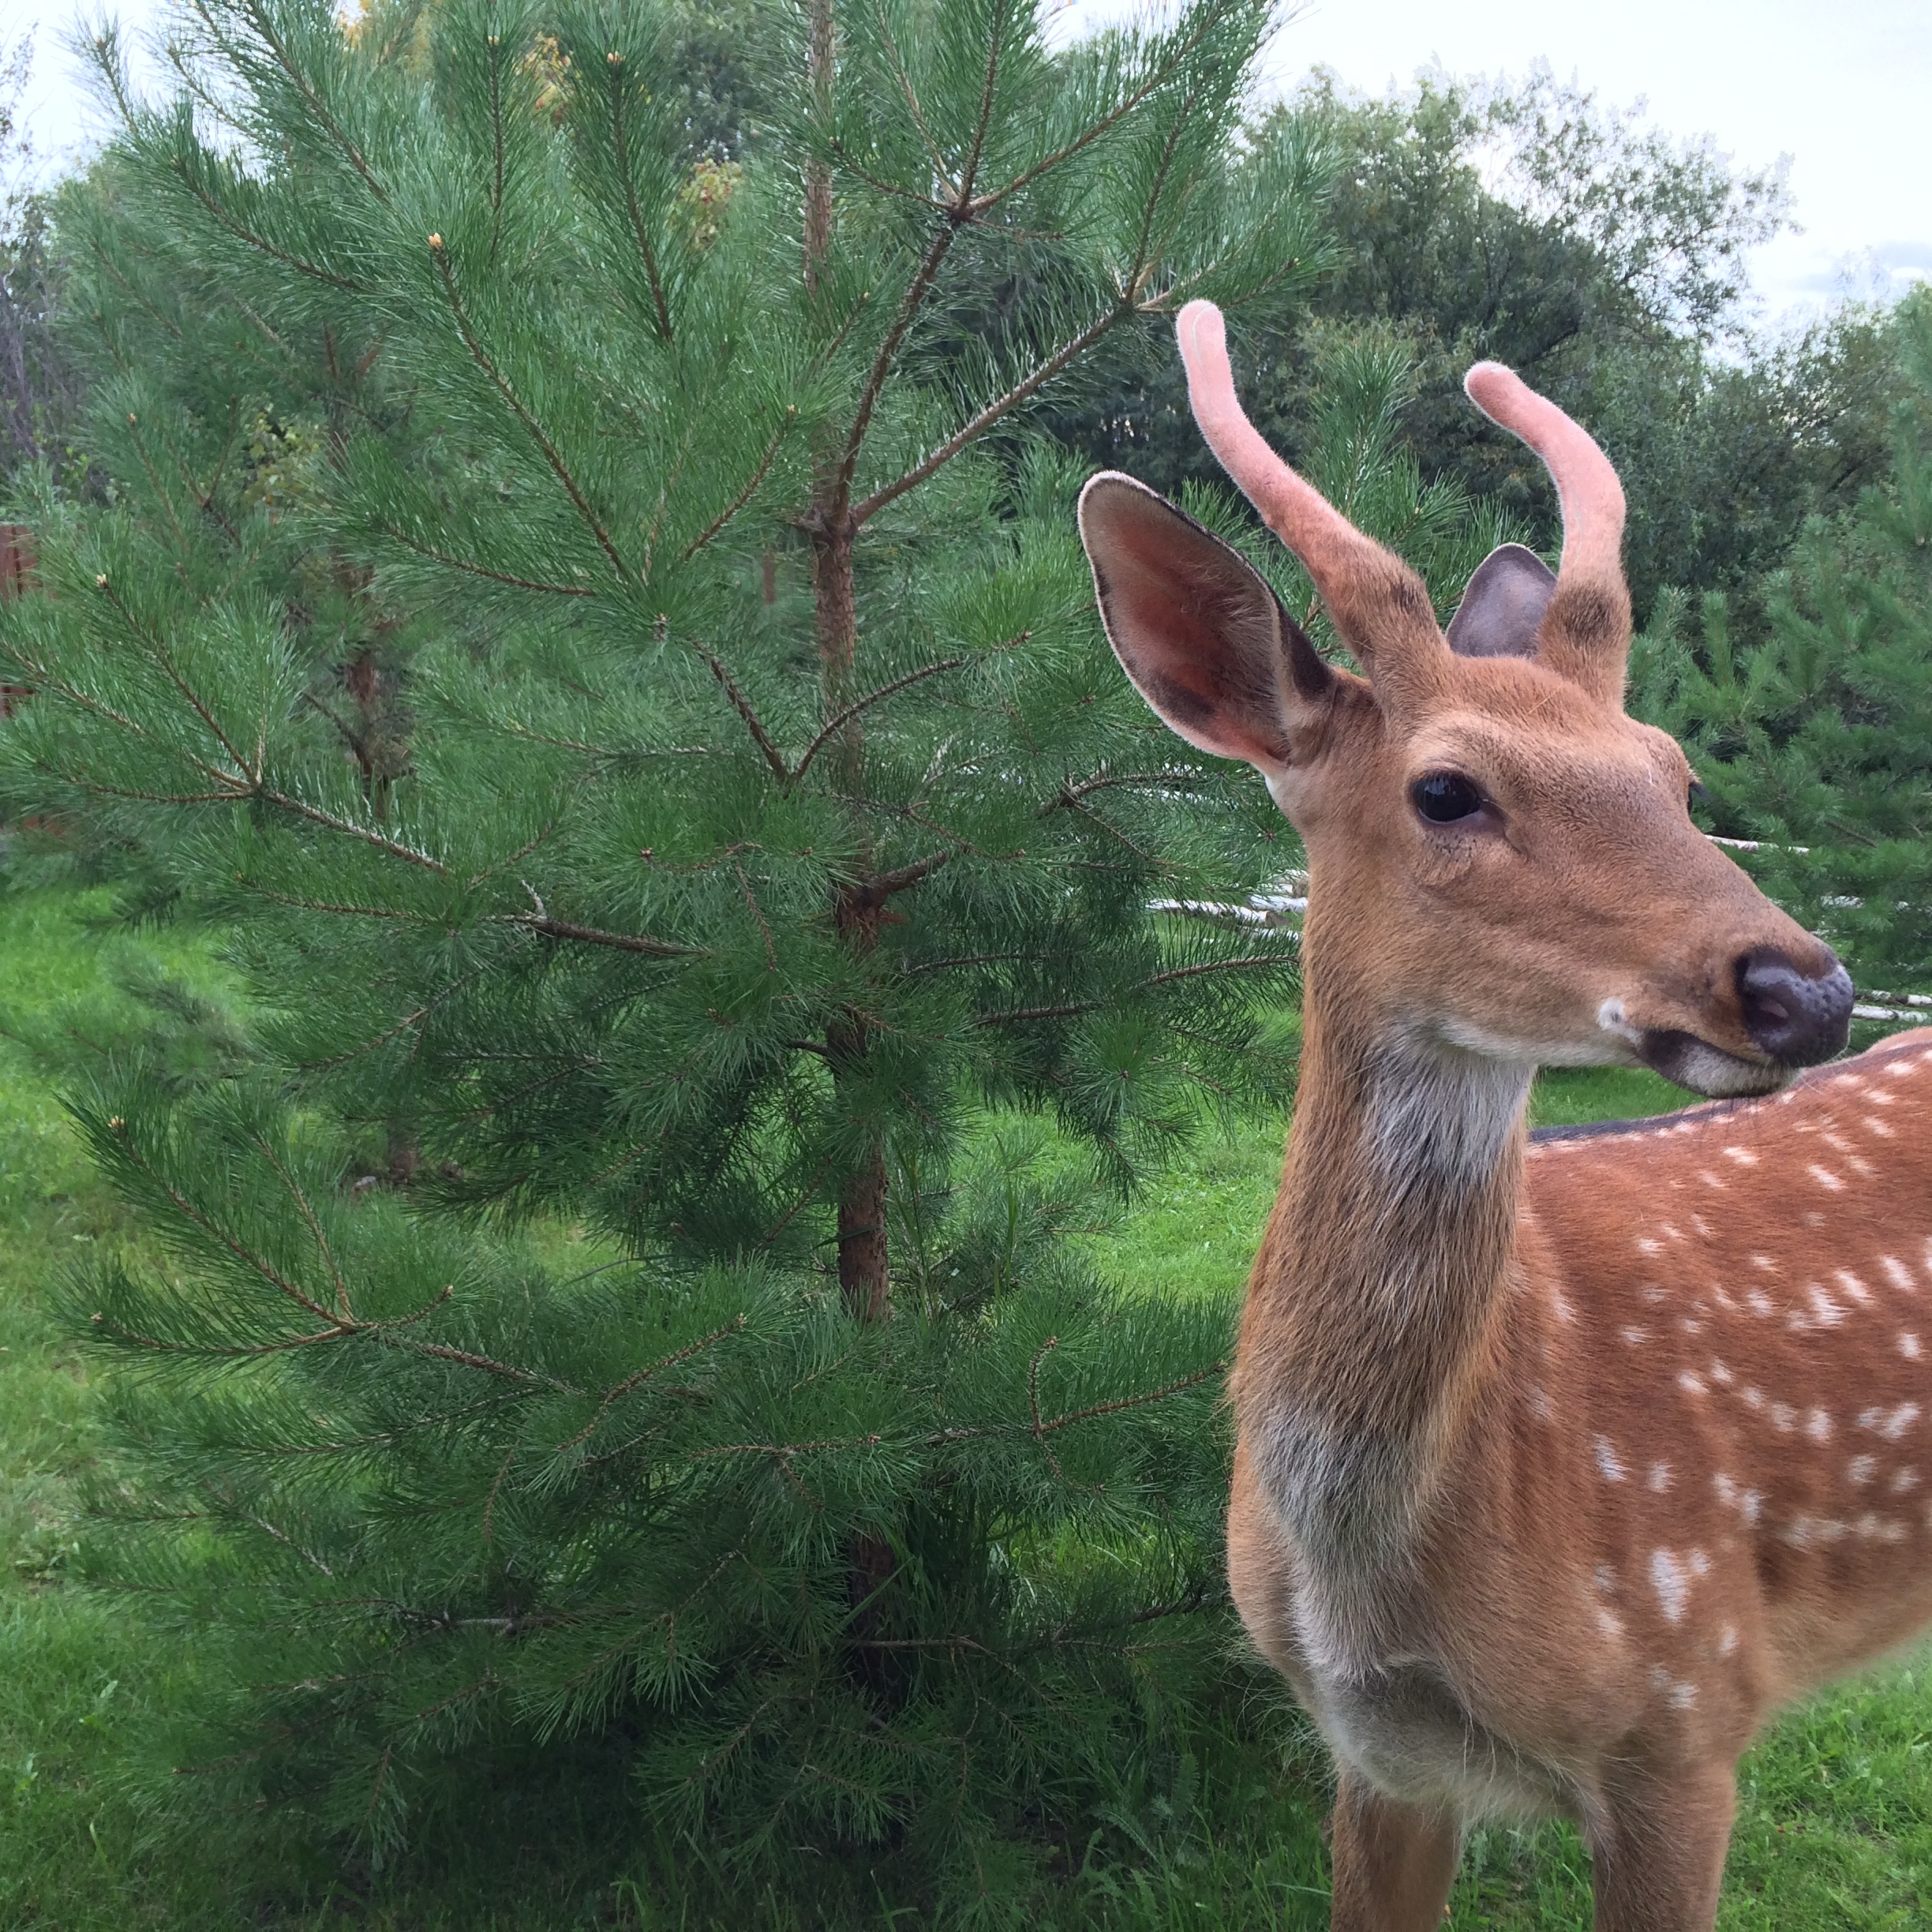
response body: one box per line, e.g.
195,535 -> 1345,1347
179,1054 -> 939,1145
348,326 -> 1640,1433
1,34 -> 86,488
1053,67 -> 1899,627
1631,289 -> 1932,996
0,0 -> 1406,1907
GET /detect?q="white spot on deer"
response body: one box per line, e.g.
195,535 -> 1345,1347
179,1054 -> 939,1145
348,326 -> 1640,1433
1850,1155 -> 1877,1178
1903,1334 -> 1922,1361
1622,1326 -> 1650,1346
1594,1564 -> 1616,1593
1668,1680 -> 1698,1709
1681,1317 -> 1705,1336
1809,1165 -> 1844,1192
1806,1285 -> 1848,1327
1699,1170 -> 1725,1189
1750,1254 -> 1777,1271
1715,1475 -> 1763,1522
1849,1455 -> 1878,1486
1806,1408 -> 1833,1443
1649,1462 -> 1673,1492
1824,1131 -> 1854,1154
1885,1060 -> 1915,1077
1642,1284 -> 1668,1305
1597,1606 -> 1625,1639
1743,1386 -> 1765,1410
1747,1290 -> 1775,1317
1725,1147 -> 1760,1166
1863,1403 -> 1923,1441
1636,1237 -> 1662,1256
1710,1359 -> 1734,1385
1831,1073 -> 1864,1091
1596,1436 -> 1627,1481
1527,1384 -> 1554,1421
1691,1215 -> 1714,1239
1866,1117 -> 1896,1138
1782,1515 -> 1850,1548
1883,1256 -> 1916,1294
1661,1223 -> 1685,1242
1873,1088 -> 1898,1105
1837,1270 -> 1874,1306
1650,1549 -> 1692,1622
1718,1624 -> 1739,1657
1550,1285 -> 1578,1324
1892,1469 -> 1919,1494
1771,1402 -> 1797,1432
1679,1371 -> 1709,1398
1857,1513 -> 1908,1542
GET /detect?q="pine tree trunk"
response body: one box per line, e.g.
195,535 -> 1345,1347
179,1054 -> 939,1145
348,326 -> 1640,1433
803,2 -> 891,1327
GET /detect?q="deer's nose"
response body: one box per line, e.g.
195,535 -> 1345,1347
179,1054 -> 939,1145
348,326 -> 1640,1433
1735,947 -> 1854,1065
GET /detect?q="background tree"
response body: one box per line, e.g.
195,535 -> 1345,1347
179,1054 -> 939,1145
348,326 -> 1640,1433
1631,287 -> 1932,1000
1051,68 -> 1901,627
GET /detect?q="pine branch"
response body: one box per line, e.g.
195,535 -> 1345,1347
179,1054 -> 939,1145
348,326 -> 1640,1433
428,236 -> 630,581
700,650 -> 792,781
380,530 -> 598,597
792,655 -> 969,779
604,51 -> 673,342
680,412 -> 793,562
231,0 -> 390,203
501,911 -> 702,959
851,305 -> 1126,525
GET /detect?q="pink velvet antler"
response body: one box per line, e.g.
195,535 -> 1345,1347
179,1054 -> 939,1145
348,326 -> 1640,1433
1463,363 -> 1625,585
1175,300 -> 1441,685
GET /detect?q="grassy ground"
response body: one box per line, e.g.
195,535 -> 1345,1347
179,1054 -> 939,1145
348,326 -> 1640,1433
1,882 -> 1928,1926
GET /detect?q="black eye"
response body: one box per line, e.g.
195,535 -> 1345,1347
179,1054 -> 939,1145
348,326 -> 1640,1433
1411,772 -> 1485,823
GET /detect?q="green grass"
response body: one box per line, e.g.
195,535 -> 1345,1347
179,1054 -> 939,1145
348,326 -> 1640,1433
0,882 -> 1927,1927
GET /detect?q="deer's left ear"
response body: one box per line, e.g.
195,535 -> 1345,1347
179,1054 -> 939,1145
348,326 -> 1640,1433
1447,543 -> 1556,661
1078,472 -> 1335,771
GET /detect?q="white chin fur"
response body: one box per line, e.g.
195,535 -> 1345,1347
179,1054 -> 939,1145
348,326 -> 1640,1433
1642,1035 -> 1792,1099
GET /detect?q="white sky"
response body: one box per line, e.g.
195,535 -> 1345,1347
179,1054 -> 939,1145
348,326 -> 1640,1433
9,0 -> 1930,322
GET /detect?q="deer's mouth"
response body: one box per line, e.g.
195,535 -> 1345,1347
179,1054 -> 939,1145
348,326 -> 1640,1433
1634,1028 -> 1793,1099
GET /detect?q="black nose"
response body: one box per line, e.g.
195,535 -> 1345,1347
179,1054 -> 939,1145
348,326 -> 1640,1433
1736,946 -> 1854,1065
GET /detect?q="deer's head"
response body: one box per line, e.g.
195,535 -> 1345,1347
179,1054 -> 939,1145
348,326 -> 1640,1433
1079,302 -> 1852,1098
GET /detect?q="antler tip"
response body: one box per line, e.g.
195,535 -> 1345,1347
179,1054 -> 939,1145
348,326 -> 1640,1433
1463,361 -> 1523,419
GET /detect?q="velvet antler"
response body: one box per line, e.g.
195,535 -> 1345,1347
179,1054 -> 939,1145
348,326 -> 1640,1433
1174,300 -> 1443,691
1463,361 -> 1632,703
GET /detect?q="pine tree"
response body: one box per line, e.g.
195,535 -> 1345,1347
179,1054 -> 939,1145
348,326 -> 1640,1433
0,0 -> 1364,1906
1631,289 -> 1932,1002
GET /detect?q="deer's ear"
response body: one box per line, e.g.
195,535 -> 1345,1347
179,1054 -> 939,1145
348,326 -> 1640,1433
1077,473 -> 1333,769
1447,543 -> 1556,661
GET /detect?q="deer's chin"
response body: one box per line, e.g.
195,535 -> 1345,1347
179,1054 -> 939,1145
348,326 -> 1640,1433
1635,1028 -> 1793,1099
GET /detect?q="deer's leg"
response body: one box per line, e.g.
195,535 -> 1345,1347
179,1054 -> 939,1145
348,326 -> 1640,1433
1328,1766 -> 1460,1932
1584,1763 -> 1735,1932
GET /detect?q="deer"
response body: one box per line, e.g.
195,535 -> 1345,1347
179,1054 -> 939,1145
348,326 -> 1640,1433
1076,300 -> 1932,1930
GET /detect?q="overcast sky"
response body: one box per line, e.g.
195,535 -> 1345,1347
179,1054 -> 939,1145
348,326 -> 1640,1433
9,0 -> 1930,322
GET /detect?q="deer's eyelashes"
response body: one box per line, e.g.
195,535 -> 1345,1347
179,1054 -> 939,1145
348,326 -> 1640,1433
1411,771 -> 1488,826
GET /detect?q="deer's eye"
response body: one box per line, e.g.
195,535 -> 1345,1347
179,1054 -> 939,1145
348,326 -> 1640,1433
1411,772 -> 1485,824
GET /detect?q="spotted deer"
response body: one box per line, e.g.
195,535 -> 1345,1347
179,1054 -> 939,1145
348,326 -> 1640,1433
1076,301 -> 1932,1930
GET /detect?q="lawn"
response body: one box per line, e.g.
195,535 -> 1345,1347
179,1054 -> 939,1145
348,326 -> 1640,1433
1,882 -> 1927,1927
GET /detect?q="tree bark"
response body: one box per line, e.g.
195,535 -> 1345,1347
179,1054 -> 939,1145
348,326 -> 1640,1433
803,0 -> 834,298
803,3 -> 891,1327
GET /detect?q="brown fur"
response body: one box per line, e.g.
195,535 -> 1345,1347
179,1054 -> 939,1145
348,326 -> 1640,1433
1076,313 -> 1923,1929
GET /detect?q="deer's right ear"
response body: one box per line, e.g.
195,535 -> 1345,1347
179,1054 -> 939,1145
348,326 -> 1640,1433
1077,474 -> 1334,771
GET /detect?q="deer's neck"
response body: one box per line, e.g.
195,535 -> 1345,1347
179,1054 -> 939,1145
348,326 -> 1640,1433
1237,967 -> 1531,1574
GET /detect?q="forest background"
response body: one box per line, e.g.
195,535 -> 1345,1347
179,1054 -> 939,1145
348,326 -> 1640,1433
0,2 -> 1929,1927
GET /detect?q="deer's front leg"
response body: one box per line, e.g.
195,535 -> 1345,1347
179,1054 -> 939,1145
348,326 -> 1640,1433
1584,1762 -> 1735,1931
1327,1766 -> 1460,1932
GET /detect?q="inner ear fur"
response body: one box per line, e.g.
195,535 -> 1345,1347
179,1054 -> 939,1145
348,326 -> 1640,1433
1077,473 -> 1334,769
1447,543 -> 1556,661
